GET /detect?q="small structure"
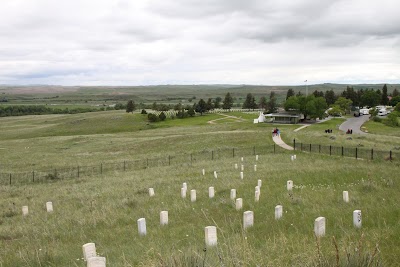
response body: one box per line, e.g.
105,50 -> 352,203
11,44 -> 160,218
264,113 -> 301,124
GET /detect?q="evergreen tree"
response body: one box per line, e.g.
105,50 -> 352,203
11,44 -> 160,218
242,93 -> 253,109
187,107 -> 195,117
324,90 -> 337,106
381,84 -> 388,105
258,96 -> 267,110
126,100 -> 135,113
286,89 -> 294,100
206,98 -> 213,111
296,91 -> 303,97
312,90 -> 324,98
195,99 -> 207,115
392,88 -> 399,97
267,91 -> 277,113
222,92 -> 234,110
159,112 -> 166,121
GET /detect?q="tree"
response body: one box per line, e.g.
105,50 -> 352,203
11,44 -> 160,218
389,96 -> 400,107
361,89 -> 380,107
126,100 -> 135,113
312,90 -> 324,98
195,99 -> 207,115
267,91 -> 277,113
286,89 -> 294,100
384,111 -> 400,127
296,91 -> 303,97
325,90 -> 337,106
187,107 -> 195,117
206,98 -> 213,111
284,96 -> 300,111
392,88 -> 399,97
285,95 -> 327,120
242,93 -> 253,109
258,96 -> 267,110
381,84 -> 388,105
174,102 -> 183,111
334,97 -> 353,115
148,113 -> 159,122
152,102 -> 158,110
313,97 -> 328,119
222,92 -> 234,110
214,97 -> 222,109
159,112 -> 166,121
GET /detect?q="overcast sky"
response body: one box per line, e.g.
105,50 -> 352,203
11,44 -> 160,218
0,0 -> 399,86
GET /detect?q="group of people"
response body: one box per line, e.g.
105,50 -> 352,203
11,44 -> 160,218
346,129 -> 353,134
272,128 -> 280,137
325,129 -> 333,133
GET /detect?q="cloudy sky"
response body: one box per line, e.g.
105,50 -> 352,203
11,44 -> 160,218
0,0 -> 399,85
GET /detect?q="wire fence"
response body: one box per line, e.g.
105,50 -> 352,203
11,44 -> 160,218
293,139 -> 399,162
0,144 -> 286,185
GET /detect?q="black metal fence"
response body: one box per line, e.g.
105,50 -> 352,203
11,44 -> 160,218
293,139 -> 399,162
0,144 -> 286,185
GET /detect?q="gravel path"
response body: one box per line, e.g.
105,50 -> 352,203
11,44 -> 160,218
272,135 -> 294,150
339,115 -> 370,134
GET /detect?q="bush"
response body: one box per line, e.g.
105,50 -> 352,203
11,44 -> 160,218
141,109 -> 147,114
372,116 -> 382,122
383,111 -> 400,127
147,113 -> 160,122
159,112 -> 166,121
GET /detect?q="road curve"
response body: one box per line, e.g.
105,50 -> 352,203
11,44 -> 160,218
339,115 -> 370,134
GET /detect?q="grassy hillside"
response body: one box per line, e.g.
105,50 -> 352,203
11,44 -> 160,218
1,152 -> 398,266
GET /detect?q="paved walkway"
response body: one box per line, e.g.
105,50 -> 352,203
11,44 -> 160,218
339,115 -> 370,134
272,135 -> 294,150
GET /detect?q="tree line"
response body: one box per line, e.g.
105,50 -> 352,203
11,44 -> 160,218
0,105 -> 99,117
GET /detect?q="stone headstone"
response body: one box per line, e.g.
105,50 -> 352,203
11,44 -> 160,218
202,169 -> 205,176
256,155 -> 259,161
243,211 -> 254,229
181,188 -> 186,198
234,163 -> 238,169
160,211 -> 168,226
255,190 -> 260,202
254,165 -> 257,172
353,210 -> 362,228
236,198 -> 243,210
209,187 -> 215,198
291,156 -> 294,161
204,226 -> 217,246
343,191 -> 349,203
241,157 -> 244,162
230,189 -> 236,200
82,243 -> 96,261
148,188 -> 155,197
240,172 -> 244,179
22,206 -> 28,216
46,202 -> 53,212
241,165 -> 244,171
87,256 -> 106,267
191,190 -> 196,202
275,205 -> 283,220
214,171 -> 218,179
287,180 -> 293,191
314,217 -> 326,237
294,155 -> 297,160
137,218 -> 147,236
182,182 -> 187,191
255,186 -> 260,193
258,179 -> 262,188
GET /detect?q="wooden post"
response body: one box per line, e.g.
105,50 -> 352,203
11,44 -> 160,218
355,148 -> 358,159
212,150 -> 214,160
371,149 -> 373,160
319,144 -> 321,153
309,144 -> 312,152
329,145 -> 332,156
293,139 -> 296,150
390,150 -> 392,161
233,148 -> 235,158
168,155 -> 171,166
342,146 -> 344,157
32,171 -> 35,182
146,158 -> 149,167
9,173 -> 11,185
253,146 -> 256,155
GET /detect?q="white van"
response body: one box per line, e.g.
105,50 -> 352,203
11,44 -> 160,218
378,109 -> 387,116
359,108 -> 369,115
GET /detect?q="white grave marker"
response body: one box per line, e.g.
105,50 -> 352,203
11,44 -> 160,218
343,191 -> 349,203
87,256 -> 106,267
191,190 -> 196,202
214,171 -> 218,179
209,187 -> 215,198
291,156 -> 294,161
243,211 -> 254,229
275,205 -> 283,220
148,188 -> 155,197
236,198 -> 243,210
82,243 -> 96,261
204,226 -> 217,246
46,202 -> 53,212
240,172 -> 244,179
314,217 -> 326,237
353,210 -> 362,228
234,163 -> 238,169
241,157 -> 244,162
255,186 -> 260,193
258,179 -> 262,188
202,169 -> 205,176
254,165 -> 257,172
230,189 -> 236,200
241,165 -> 244,171
287,180 -> 293,191
255,190 -> 260,202
182,183 -> 187,191
137,218 -> 147,236
22,206 -> 28,216
294,155 -> 297,160
181,188 -> 187,198
256,155 -> 259,161
160,211 -> 168,226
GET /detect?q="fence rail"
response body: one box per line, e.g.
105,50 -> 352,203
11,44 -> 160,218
0,144 -> 285,185
293,139 -> 399,162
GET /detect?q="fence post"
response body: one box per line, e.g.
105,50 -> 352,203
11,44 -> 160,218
329,145 -> 332,156
146,158 -> 149,167
342,146 -> 344,157
355,148 -> 358,159
233,148 -> 235,158
390,150 -> 392,161
293,139 -> 296,150
253,146 -> 256,155
32,171 -> 35,182
9,173 -> 11,185
212,150 -> 214,160
77,166 -> 80,178
309,144 -> 312,152
168,155 -> 171,166
319,144 -> 321,153
371,149 -> 373,160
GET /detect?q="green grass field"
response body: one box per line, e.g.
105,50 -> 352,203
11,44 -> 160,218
1,110 -> 399,266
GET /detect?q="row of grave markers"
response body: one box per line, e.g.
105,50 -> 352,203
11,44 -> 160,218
21,201 -> 53,216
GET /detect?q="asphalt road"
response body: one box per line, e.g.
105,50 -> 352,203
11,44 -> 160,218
339,115 -> 370,134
